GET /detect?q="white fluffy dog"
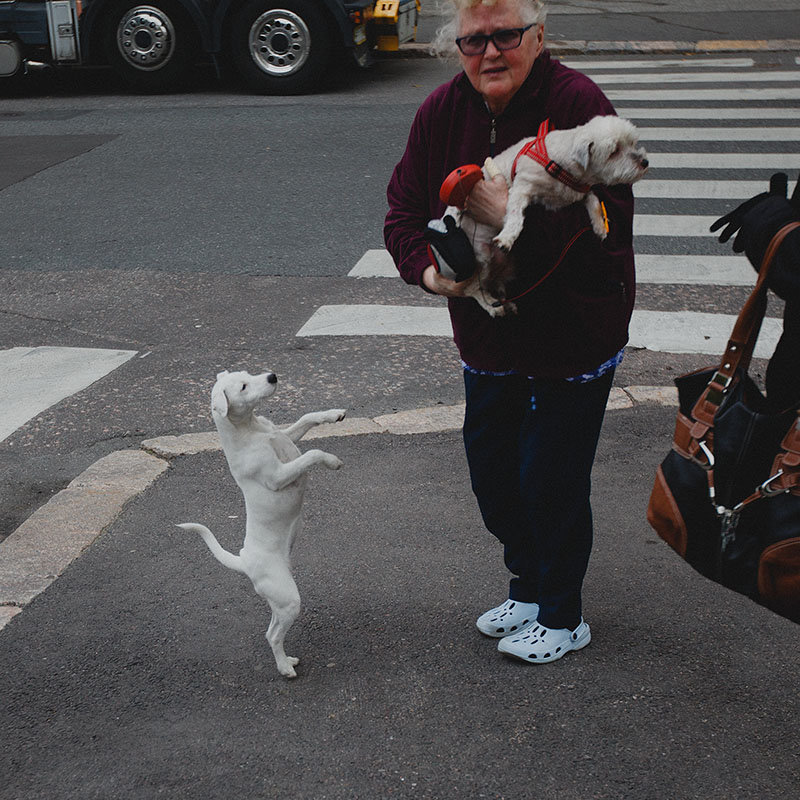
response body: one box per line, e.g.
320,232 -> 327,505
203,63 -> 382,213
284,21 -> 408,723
177,369 -> 345,678
449,115 -> 649,316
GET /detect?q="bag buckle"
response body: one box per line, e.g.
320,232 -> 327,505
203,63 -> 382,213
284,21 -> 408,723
759,469 -> 788,497
693,439 -> 715,470
705,371 -> 733,407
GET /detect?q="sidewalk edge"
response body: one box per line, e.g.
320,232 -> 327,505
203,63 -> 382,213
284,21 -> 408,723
389,38 -> 800,57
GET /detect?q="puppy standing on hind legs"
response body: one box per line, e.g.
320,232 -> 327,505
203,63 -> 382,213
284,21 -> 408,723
177,369 -> 346,679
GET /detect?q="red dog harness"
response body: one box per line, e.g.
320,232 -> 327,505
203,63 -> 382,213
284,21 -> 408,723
511,119 -> 592,194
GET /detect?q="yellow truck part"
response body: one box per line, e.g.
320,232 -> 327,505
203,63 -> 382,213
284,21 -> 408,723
373,0 -> 419,51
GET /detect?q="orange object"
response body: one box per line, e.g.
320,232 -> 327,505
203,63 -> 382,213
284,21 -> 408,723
439,164 -> 484,208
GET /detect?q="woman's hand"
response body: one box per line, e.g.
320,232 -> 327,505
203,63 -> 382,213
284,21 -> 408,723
422,265 -> 470,297
464,175 -> 508,229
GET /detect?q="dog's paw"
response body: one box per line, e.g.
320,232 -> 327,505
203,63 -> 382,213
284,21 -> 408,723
329,409 -> 347,423
278,656 -> 300,678
324,454 -> 344,470
492,234 -> 513,253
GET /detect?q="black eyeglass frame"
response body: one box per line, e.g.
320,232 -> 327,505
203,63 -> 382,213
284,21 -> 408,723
455,23 -> 536,56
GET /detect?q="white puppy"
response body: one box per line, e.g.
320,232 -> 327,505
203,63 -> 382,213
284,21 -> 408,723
448,115 -> 649,316
177,369 -> 345,679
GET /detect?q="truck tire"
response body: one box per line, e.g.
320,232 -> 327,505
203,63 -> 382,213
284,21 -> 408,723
230,0 -> 334,95
103,0 -> 197,92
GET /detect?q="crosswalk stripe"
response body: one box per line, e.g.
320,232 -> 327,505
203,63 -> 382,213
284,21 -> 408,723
617,107 -> 799,119
606,88 -> 800,100
636,255 -> 755,285
646,152 -> 800,168
295,305 -> 782,359
0,347 -> 137,443
638,127 -> 799,141
629,311 -> 781,358
635,215 -> 717,237
349,249 -> 396,277
566,58 -> 755,70
350,250 -> 756,287
593,71 -> 800,84
636,180 -> 771,199
296,305 -> 452,337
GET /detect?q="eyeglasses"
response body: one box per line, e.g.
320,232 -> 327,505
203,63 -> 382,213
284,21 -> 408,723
455,24 -> 535,56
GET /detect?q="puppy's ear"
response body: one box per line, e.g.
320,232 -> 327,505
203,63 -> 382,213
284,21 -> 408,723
216,370 -> 229,380
211,383 -> 229,417
573,140 -> 593,172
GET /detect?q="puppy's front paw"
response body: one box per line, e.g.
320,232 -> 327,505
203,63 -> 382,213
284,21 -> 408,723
328,409 -> 347,423
590,219 -> 608,240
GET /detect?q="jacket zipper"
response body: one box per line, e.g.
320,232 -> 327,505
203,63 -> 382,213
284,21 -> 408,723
490,116 -> 497,156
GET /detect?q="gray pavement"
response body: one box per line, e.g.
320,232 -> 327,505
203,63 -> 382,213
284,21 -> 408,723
1,405 -> 799,798
411,0 -> 800,53
3,4 -> 800,796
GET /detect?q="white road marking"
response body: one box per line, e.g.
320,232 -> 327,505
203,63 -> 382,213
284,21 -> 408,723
617,107 -> 799,119
349,249 -> 397,277
0,346 -> 137,442
349,250 -> 756,287
606,88 -> 800,101
296,305 -> 453,337
638,127 -> 799,141
593,71 -> 800,84
635,255 -> 755,285
295,305 -> 782,358
629,311 -> 781,359
635,180 -> 771,199
647,152 -> 800,168
565,58 -> 755,70
635,215 -> 718,237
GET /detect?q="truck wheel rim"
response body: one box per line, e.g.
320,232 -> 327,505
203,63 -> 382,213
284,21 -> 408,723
116,6 -> 176,72
248,10 -> 311,76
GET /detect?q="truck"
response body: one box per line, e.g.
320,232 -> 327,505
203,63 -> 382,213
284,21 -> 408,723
0,0 -> 419,94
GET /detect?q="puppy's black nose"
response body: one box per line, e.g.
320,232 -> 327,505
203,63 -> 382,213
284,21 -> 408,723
267,373 -> 278,384
641,158 -> 649,168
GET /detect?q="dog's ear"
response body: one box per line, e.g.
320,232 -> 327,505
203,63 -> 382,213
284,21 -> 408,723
573,140 -> 593,172
211,383 -> 229,417
216,370 -> 229,380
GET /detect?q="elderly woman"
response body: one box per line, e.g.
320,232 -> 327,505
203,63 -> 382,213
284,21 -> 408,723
384,0 -> 637,664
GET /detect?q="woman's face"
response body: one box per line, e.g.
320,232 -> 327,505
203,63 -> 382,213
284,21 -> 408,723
457,0 -> 544,115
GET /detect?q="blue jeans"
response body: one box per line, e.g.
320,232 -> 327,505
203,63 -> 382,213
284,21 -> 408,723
462,369 -> 614,630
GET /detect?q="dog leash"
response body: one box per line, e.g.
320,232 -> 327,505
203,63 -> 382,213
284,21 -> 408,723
511,119 -> 592,194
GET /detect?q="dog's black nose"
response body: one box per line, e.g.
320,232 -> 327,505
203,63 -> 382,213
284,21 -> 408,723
267,373 -> 278,384
641,158 -> 649,168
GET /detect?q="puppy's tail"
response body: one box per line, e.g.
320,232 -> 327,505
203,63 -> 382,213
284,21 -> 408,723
176,523 -> 245,574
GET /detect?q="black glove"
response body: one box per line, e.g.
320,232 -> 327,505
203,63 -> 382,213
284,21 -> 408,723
709,171 -> 790,245
711,171 -> 800,270
424,215 -> 476,282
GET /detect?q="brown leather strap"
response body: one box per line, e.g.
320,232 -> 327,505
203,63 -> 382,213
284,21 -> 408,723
730,413 -> 800,511
690,221 -> 800,427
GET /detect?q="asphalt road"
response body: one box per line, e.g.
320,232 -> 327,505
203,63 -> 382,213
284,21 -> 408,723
2,6 -> 800,796
2,410 -> 799,799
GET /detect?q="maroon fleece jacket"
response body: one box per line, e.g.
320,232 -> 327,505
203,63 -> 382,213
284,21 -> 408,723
384,50 -> 637,378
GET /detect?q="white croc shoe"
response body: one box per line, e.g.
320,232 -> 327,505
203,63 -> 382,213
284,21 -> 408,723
497,619 -> 591,663
476,599 -> 540,638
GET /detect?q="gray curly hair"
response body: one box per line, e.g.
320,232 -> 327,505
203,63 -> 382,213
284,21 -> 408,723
431,0 -> 548,59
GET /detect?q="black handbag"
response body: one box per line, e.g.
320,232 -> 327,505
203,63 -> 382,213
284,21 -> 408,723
647,222 -> 800,623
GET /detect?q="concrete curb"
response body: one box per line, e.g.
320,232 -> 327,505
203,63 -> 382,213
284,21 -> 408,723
0,385 -> 678,630
390,38 -> 800,57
